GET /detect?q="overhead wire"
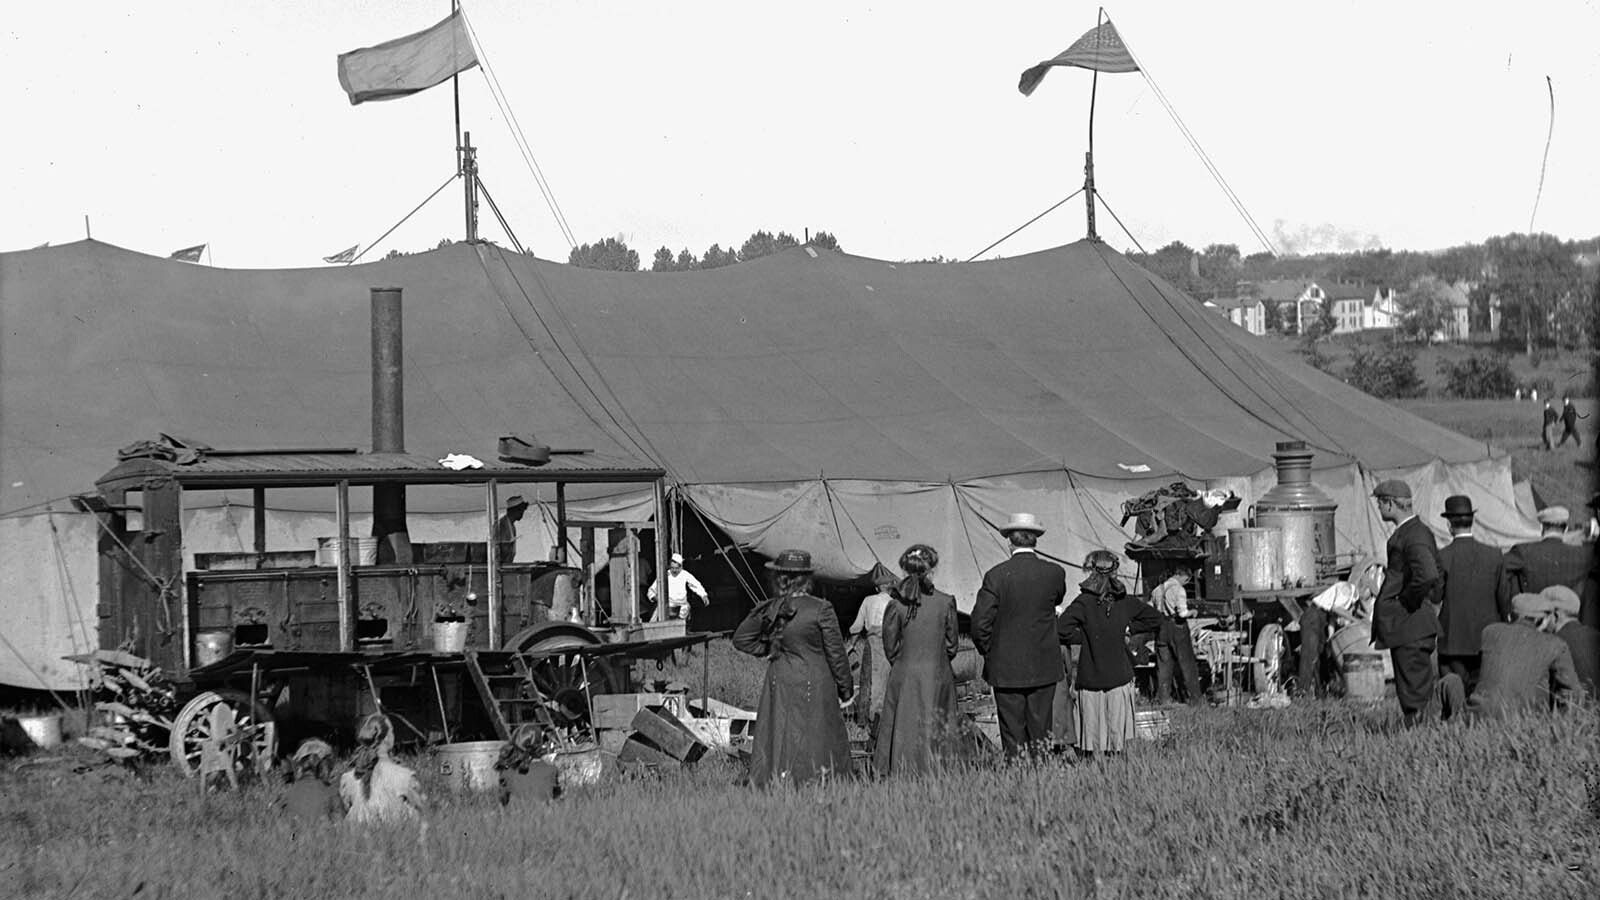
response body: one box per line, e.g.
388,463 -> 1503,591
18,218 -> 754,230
347,171 -> 460,265
458,6 -> 577,249
1116,26 -> 1278,257
1528,75 -> 1555,232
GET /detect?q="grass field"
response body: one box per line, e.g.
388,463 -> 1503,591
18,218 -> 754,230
5,694 -> 1597,899
1399,398 -> 1596,512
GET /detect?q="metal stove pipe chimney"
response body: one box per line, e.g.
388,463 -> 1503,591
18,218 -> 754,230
371,287 -> 412,564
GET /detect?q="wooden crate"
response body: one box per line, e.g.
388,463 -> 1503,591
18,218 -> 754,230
628,706 -> 707,765
590,692 -> 688,731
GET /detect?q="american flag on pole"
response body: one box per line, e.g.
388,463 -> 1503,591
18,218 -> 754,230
1019,21 -> 1139,96
169,244 -> 207,263
323,244 -> 359,264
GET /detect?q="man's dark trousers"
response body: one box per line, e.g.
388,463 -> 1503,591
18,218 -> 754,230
1156,616 -> 1203,705
1391,636 -> 1437,726
993,684 -> 1055,757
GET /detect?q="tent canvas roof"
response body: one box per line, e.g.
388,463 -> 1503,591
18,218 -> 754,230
1,238 -> 1491,515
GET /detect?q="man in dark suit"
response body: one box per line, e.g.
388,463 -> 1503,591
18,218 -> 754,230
1540,400 -> 1558,450
1369,479 -> 1442,726
972,512 -> 1067,758
1504,506 -> 1590,598
1435,494 -> 1509,695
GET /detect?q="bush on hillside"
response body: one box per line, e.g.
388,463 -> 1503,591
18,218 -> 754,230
1438,354 -> 1517,399
1347,345 -> 1425,399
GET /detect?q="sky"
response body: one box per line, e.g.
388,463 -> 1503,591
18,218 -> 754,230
4,0 -> 1598,268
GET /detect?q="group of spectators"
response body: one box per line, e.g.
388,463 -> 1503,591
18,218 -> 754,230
1338,480 -> 1596,725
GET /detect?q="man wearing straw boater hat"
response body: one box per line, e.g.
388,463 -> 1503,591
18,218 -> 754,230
971,512 -> 1067,758
1435,494 -> 1508,696
1369,479 -> 1442,726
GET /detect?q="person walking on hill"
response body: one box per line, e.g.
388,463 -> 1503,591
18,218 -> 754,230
1541,400 -> 1559,450
972,513 -> 1067,758
1435,495 -> 1509,695
1504,507 -> 1590,597
1558,396 -> 1587,447
1056,550 -> 1162,758
732,549 -> 854,786
873,544 -> 960,776
1369,480 -> 1442,727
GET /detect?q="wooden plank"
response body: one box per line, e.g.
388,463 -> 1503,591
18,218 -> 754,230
628,706 -> 706,763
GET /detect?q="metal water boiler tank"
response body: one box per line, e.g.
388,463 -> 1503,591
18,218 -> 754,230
1252,441 -> 1338,587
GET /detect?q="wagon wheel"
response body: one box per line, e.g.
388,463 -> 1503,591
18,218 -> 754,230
503,622 -> 619,728
1252,623 -> 1291,695
168,689 -> 278,778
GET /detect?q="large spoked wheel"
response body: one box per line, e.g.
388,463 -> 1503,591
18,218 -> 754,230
1252,623 -> 1291,695
502,622 -> 619,728
168,689 -> 278,778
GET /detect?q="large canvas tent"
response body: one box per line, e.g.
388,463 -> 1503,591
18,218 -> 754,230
0,238 -> 1537,688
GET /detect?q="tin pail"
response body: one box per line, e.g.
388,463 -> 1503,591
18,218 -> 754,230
194,630 -> 234,667
316,536 -> 379,567
436,740 -> 507,792
1229,527 -> 1282,591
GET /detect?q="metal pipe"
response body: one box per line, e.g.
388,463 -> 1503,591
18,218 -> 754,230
252,487 -> 266,555
486,479 -> 501,648
336,479 -> 352,651
370,287 -> 412,564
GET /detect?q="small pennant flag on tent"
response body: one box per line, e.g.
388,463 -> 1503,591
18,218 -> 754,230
337,10 -> 479,105
323,244 -> 359,264
169,244 -> 206,263
1018,21 -> 1139,96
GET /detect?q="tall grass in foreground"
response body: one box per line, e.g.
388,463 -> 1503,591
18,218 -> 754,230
5,702 -> 1597,899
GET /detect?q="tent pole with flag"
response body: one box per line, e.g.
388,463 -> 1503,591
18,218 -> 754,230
1018,10 -> 1139,242
336,9 -> 478,106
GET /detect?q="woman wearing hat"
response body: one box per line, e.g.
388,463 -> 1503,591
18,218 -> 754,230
873,544 -> 960,776
1056,550 -> 1161,757
732,549 -> 854,786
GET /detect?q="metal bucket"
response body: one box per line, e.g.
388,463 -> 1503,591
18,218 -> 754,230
436,740 -> 507,792
315,536 -> 379,567
1134,709 -> 1170,741
1253,510 -> 1319,588
194,630 -> 234,667
431,620 -> 469,652
17,714 -> 62,749
553,742 -> 603,787
1229,527 -> 1281,591
1343,652 -> 1387,702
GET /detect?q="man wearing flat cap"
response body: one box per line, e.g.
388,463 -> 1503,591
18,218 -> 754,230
1462,592 -> 1580,719
1542,585 -> 1598,701
1435,494 -> 1509,695
1370,479 -> 1442,726
1504,506 -> 1589,604
972,512 -> 1067,757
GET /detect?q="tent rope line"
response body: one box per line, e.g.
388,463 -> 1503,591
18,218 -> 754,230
347,171 -> 460,266
46,507 -> 96,671
819,477 -> 882,574
1090,243 -> 1347,457
965,188 -> 1085,262
481,244 -> 678,476
473,246 -> 659,464
1091,188 -> 1148,255
677,491 -> 767,609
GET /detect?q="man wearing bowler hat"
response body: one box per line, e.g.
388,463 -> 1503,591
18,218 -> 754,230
971,512 -> 1067,757
1435,494 -> 1508,696
1370,479 -> 1442,726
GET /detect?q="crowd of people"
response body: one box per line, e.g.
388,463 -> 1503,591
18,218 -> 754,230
732,486 -> 1598,786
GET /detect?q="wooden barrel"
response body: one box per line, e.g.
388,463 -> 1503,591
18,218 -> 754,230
1343,652 -> 1387,702
951,640 -> 982,683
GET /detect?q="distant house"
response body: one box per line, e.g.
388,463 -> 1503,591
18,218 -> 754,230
1434,281 -> 1471,342
1205,295 -> 1268,335
1319,282 -> 1398,334
1252,279 -> 1325,333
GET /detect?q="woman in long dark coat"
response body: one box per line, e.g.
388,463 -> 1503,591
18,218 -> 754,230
872,544 -> 960,776
732,549 -> 855,786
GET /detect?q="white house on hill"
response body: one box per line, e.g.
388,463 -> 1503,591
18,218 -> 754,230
1204,296 -> 1268,335
1319,282 -> 1399,334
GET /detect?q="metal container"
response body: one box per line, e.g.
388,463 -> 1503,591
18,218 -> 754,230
17,714 -> 63,749
1229,527 -> 1281,591
1253,441 -> 1339,581
193,630 -> 234,667
1343,652 -> 1387,702
1134,709 -> 1171,741
435,740 -> 508,792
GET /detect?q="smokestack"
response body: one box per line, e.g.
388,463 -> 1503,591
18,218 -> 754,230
370,287 -> 412,564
